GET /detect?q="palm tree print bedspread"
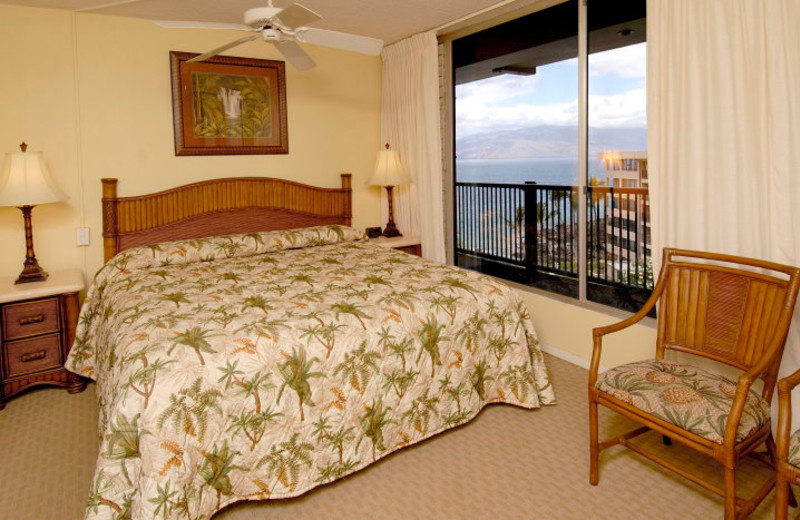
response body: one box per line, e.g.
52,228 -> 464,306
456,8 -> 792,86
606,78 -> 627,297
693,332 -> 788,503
66,225 -> 555,520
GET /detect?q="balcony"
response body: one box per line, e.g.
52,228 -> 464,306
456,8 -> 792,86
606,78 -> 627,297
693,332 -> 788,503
455,182 -> 653,313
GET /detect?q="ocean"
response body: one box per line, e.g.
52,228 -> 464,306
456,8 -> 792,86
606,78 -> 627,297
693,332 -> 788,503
455,157 -> 607,186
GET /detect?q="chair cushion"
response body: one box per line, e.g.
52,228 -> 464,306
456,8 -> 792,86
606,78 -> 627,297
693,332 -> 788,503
789,430 -> 800,468
595,358 -> 769,445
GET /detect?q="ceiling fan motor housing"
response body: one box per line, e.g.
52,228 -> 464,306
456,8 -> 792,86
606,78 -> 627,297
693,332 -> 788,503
244,7 -> 282,28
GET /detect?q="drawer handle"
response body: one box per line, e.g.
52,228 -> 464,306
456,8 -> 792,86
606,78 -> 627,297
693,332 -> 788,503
19,314 -> 46,326
20,350 -> 47,363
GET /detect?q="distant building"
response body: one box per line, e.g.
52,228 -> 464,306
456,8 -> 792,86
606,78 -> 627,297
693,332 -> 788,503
599,151 -> 650,279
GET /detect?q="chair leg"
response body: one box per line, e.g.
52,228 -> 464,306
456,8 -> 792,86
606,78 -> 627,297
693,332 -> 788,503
765,434 -> 779,467
766,435 -> 797,508
723,465 -> 737,520
589,397 -> 599,485
776,474 -> 789,520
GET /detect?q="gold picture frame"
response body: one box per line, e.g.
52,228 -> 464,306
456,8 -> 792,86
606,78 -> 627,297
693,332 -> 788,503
169,51 -> 288,156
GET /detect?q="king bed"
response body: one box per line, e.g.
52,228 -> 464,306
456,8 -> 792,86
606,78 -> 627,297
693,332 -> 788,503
66,174 -> 555,520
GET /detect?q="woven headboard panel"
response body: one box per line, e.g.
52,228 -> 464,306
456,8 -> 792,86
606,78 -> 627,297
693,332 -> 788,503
102,174 -> 352,262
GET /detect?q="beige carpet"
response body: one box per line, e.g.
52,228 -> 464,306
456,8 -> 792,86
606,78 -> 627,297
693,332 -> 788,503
0,354 -> 788,519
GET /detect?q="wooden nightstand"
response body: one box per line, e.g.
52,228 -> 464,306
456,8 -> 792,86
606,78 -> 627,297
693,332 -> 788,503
370,235 -> 422,257
0,269 -> 86,410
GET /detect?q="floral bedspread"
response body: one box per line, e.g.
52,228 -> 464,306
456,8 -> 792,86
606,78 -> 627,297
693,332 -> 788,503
66,225 -> 555,520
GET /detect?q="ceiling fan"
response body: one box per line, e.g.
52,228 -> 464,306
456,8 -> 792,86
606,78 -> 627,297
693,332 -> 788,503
154,1 -> 384,71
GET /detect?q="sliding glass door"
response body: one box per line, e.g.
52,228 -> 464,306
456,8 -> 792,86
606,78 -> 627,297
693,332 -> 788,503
450,0 -> 648,312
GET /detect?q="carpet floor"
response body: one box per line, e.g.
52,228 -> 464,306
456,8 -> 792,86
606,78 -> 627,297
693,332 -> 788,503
0,354 -> 789,519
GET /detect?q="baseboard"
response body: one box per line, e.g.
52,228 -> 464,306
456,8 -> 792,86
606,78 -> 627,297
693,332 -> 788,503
539,342 -> 607,373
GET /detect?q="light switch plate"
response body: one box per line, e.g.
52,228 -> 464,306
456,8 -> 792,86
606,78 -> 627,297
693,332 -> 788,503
76,227 -> 90,246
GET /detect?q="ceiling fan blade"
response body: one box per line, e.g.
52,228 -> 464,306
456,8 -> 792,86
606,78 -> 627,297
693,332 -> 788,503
153,20 -> 253,31
275,40 -> 316,71
272,3 -> 322,31
187,34 -> 261,63
295,28 -> 383,56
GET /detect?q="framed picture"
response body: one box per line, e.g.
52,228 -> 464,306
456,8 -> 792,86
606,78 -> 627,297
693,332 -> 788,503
169,51 -> 288,156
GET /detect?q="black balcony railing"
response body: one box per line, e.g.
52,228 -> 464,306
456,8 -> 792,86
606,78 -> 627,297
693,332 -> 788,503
455,182 -> 653,312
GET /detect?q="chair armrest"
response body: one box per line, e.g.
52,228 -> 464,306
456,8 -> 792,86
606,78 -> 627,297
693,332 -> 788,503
721,371 -> 760,446
593,310 -> 650,339
589,297 -> 658,386
776,368 -> 800,459
779,368 -> 800,394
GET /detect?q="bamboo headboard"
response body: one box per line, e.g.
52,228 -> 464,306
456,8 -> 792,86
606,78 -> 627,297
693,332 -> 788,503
101,174 -> 352,262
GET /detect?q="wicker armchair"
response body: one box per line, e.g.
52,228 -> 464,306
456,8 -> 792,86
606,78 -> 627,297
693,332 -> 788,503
776,368 -> 800,520
589,248 -> 800,520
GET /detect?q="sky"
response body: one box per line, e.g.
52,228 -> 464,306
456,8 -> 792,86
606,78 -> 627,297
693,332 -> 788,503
455,42 -> 647,139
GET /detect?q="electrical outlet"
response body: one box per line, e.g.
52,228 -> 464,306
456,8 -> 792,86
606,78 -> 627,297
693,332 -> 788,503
76,227 -> 90,246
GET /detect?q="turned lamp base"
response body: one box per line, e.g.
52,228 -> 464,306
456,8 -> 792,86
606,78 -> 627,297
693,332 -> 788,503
381,185 -> 403,238
382,222 -> 402,238
16,263 -> 48,284
15,205 -> 48,285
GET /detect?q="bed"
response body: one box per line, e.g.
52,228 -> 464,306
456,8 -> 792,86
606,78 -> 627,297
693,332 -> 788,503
66,174 -> 555,520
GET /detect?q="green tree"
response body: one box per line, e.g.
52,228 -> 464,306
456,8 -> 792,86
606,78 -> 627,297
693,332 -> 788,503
402,391 -> 440,434
170,326 -> 219,365
382,367 -> 418,399
300,321 -> 346,358
417,315 -> 449,378
487,336 -> 515,367
441,276 -> 478,301
228,408 -> 282,451
215,237 -> 245,258
158,378 -> 223,442
123,354 -> 174,409
501,365 -> 536,402
86,470 -> 131,519
198,440 -> 244,510
277,347 -> 322,421
331,302 -> 372,329
149,482 -> 177,519
160,291 -> 190,308
359,398 -> 393,461
103,413 -> 146,487
257,432 -> 314,492
241,294 -> 275,314
470,360 -> 494,401
439,374 -> 471,415
455,310 -> 489,354
333,341 -> 381,394
378,289 -> 419,312
430,294 -> 460,323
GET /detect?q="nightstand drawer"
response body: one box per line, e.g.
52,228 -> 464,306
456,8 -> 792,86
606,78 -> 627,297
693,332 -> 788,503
5,334 -> 63,378
3,298 -> 60,340
395,244 -> 422,256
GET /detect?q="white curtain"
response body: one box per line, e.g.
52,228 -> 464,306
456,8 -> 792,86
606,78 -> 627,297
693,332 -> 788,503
648,0 -> 800,424
380,31 -> 446,262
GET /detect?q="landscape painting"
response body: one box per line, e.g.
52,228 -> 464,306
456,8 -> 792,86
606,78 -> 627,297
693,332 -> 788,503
170,51 -> 288,155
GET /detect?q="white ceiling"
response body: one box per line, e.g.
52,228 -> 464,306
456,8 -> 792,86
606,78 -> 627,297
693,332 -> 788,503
5,0 -> 511,44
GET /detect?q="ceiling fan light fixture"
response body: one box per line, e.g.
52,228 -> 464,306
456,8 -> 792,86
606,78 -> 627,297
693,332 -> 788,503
261,28 -> 282,42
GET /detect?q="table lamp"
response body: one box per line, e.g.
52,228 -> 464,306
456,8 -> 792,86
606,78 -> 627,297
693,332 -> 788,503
367,143 -> 412,237
0,142 -> 67,284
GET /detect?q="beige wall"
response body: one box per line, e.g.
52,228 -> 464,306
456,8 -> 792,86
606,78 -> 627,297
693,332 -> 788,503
519,290 -> 657,370
0,5 -> 382,279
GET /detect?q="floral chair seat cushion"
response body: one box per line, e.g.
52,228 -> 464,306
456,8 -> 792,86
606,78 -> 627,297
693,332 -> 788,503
789,430 -> 800,468
595,358 -> 769,445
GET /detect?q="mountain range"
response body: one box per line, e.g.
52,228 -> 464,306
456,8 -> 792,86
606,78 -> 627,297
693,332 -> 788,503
456,125 -> 647,159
